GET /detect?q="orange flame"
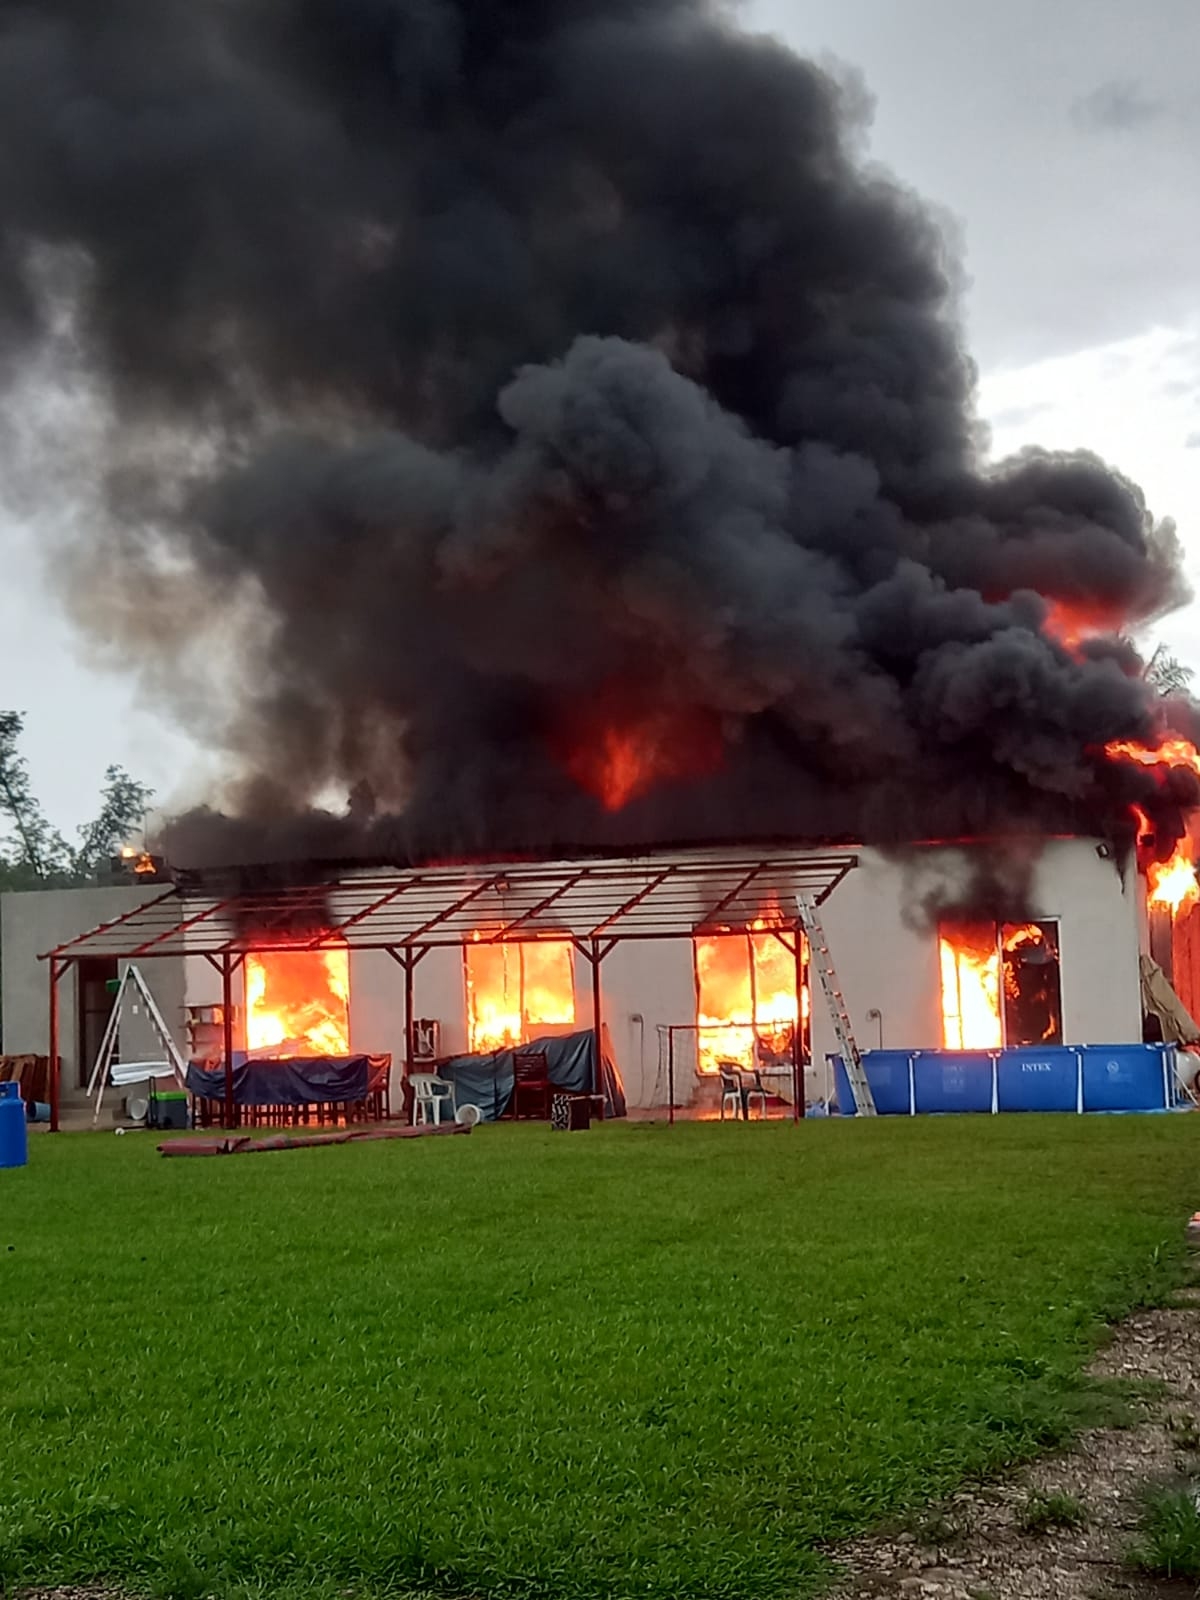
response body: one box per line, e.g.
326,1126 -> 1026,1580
245,947 -> 350,1057
465,937 -> 575,1053
1040,599 -> 1125,657
1105,736 -> 1200,777
695,919 -> 807,1074
590,726 -> 658,812
938,922 -> 1052,1049
555,689 -> 723,812
939,923 -> 1001,1050
1147,842 -> 1199,915
1105,742 -> 1200,916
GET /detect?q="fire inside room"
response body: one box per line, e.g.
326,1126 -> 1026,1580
243,948 -> 350,1057
464,937 -> 576,1053
694,927 -> 809,1075
938,922 -> 1063,1051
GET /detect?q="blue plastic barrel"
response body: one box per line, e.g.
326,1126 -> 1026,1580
0,1081 -> 28,1169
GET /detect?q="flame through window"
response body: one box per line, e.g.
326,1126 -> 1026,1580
939,921 -> 1062,1050
244,947 -> 350,1057
693,929 -> 808,1074
464,939 -> 576,1053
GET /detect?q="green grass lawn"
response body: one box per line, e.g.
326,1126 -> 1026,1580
1,1117 -> 1198,1600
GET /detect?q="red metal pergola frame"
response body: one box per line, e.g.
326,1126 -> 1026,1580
39,846 -> 858,1131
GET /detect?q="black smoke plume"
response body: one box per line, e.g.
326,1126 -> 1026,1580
0,0 -> 1191,872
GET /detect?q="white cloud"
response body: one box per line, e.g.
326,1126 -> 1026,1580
979,319 -> 1200,665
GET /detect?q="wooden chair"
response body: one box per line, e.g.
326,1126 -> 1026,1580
511,1050 -> 552,1119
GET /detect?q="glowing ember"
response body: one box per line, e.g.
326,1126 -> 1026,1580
939,923 -> 1001,1050
245,947 -> 350,1057
694,921 -> 805,1074
465,937 -> 575,1053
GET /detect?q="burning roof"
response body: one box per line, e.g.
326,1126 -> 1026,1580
0,1 -> 1196,901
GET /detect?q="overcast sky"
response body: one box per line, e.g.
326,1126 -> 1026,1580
2,0 -> 1198,836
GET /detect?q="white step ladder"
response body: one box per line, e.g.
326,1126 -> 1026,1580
797,894 -> 877,1116
86,963 -> 189,1126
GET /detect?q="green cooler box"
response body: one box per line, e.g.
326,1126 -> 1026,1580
148,1090 -> 189,1130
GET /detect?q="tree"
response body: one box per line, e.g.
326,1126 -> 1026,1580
71,764 -> 155,879
1143,644 -> 1195,698
0,712 -> 68,886
0,712 -> 153,890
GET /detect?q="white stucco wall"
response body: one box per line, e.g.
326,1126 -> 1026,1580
805,838 -> 1140,1101
330,838 -> 1141,1109
1,884 -> 186,1106
386,838 -> 1140,1108
5,837 -> 1143,1115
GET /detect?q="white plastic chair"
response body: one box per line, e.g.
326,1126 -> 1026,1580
718,1067 -> 743,1120
410,1073 -> 454,1126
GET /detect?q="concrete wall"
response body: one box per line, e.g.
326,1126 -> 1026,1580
1,885 -> 186,1107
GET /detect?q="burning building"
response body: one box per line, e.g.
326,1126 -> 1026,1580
5,825 -> 1193,1128
0,1 -> 1199,1123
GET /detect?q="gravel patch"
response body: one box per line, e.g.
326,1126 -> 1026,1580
830,1260 -> 1200,1599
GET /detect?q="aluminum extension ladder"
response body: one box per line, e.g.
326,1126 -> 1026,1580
796,894 -> 878,1116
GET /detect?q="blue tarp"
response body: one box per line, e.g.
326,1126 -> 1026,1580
187,1054 -> 388,1106
438,1029 -> 626,1121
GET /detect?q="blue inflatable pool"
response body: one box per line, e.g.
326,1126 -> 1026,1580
831,1044 -> 1187,1116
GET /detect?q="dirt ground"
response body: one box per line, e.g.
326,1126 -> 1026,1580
830,1271 -> 1200,1600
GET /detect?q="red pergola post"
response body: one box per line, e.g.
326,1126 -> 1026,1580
580,938 -> 614,1115
221,954 -> 235,1129
667,1026 -> 676,1127
791,929 -> 805,1122
591,939 -> 603,1103
404,950 -> 416,1081
384,946 -> 428,1123
48,956 -> 62,1132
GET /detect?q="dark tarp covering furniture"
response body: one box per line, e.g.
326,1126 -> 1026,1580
438,1028 -> 626,1121
186,1054 -> 390,1106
